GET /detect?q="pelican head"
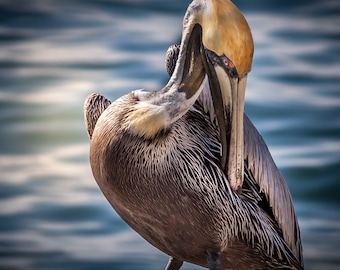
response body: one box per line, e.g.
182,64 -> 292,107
175,0 -> 254,191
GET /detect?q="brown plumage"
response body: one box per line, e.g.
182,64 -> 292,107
83,93 -> 111,139
85,91 -> 303,269
84,0 -> 303,269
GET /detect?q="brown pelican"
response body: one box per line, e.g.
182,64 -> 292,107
84,0 -> 303,269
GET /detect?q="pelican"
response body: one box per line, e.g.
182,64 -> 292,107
84,0 -> 303,269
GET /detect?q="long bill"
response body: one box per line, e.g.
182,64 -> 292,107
202,48 -> 246,192
162,21 -> 246,192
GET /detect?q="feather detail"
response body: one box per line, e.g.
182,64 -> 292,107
243,114 -> 303,264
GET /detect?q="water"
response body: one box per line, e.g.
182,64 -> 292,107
0,0 -> 339,269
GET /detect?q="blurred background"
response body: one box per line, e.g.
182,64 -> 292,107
0,0 -> 339,269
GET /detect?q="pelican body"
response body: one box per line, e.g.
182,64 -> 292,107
85,0 -> 303,269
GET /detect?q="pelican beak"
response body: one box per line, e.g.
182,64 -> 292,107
202,48 -> 246,192
171,18 -> 246,191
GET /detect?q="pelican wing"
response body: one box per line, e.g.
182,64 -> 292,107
84,93 -> 111,139
194,83 -> 303,264
243,114 -> 303,264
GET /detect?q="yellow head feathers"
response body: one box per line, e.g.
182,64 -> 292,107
201,0 -> 254,77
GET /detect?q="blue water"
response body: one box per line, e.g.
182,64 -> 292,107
0,0 -> 339,269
